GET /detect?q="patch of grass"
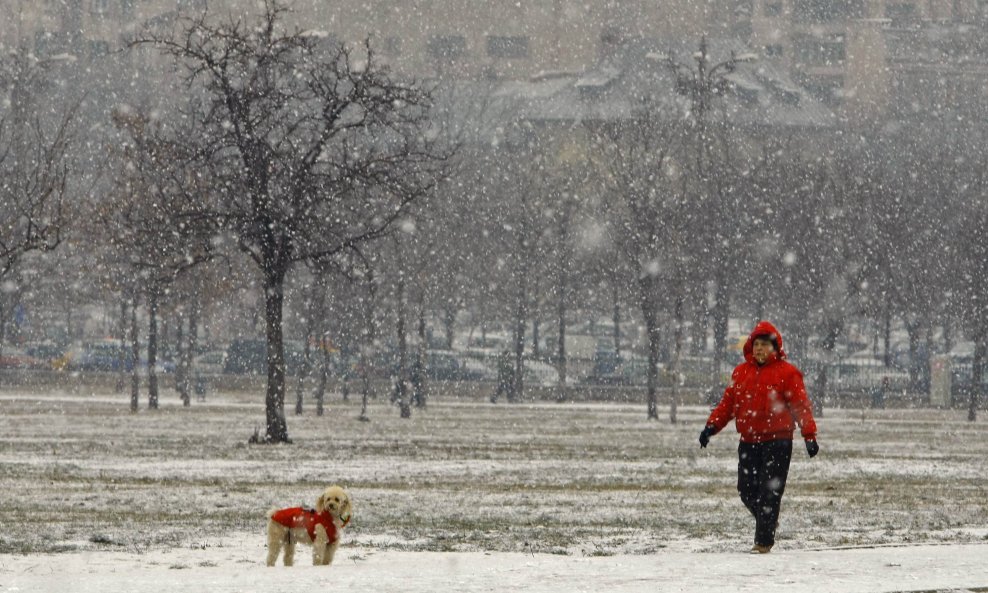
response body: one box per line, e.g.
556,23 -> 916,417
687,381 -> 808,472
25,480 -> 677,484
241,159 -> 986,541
2,396 -> 988,555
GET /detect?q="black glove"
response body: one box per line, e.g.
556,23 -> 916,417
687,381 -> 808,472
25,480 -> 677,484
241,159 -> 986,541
698,426 -> 715,448
805,439 -> 819,458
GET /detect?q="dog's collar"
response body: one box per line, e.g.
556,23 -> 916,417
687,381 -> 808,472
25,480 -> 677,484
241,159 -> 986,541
340,513 -> 351,528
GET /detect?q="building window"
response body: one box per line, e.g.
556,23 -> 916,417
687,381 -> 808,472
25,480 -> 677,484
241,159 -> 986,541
427,35 -> 467,61
792,0 -> 864,21
885,2 -> 917,23
486,36 -> 530,59
794,35 -> 846,65
764,1 -> 783,16
90,39 -> 110,57
383,36 -> 403,56
765,44 -> 784,57
35,30 -> 51,56
802,75 -> 844,105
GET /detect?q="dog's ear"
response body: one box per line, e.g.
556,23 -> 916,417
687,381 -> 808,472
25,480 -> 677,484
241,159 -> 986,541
316,492 -> 326,512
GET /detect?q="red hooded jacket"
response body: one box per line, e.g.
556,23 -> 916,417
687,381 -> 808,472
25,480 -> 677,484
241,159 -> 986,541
270,507 -> 340,544
705,321 -> 817,444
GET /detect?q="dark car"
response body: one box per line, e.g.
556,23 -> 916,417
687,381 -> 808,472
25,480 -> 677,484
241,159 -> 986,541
24,343 -> 66,369
224,339 -> 306,375
425,350 -> 495,381
66,340 -> 176,373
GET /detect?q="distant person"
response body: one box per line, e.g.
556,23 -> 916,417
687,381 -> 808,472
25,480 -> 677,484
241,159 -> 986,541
697,320 -> 819,554
491,351 -> 513,404
871,375 -> 889,409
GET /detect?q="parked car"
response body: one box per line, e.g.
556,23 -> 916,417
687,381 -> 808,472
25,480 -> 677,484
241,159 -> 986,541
585,349 -> 653,386
23,342 -> 67,370
193,350 -> 228,376
826,352 -> 910,391
224,339 -> 305,375
426,350 -> 461,381
66,340 -> 130,372
523,359 -> 569,387
425,350 -> 496,382
64,340 -> 175,373
0,346 -> 45,370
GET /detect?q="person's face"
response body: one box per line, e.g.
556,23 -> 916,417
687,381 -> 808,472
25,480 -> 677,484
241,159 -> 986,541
752,337 -> 775,364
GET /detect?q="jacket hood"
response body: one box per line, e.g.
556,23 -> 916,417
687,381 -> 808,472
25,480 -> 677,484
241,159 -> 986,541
743,320 -> 787,363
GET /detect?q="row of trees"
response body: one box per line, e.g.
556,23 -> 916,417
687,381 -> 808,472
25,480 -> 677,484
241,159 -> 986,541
3,3 -> 986,442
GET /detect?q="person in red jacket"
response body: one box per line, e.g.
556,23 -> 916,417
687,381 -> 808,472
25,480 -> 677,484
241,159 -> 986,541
698,320 -> 819,554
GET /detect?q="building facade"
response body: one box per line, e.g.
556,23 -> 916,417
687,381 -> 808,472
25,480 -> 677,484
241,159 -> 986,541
3,0 -> 988,122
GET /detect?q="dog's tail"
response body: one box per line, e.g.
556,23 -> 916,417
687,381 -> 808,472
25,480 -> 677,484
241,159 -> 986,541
266,507 -> 280,520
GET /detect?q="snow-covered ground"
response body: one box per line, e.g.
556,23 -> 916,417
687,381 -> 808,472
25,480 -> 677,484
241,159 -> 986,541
3,539 -> 988,593
1,387 -> 987,592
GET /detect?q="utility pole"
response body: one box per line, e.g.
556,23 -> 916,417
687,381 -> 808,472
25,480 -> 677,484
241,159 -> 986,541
651,37 -> 757,379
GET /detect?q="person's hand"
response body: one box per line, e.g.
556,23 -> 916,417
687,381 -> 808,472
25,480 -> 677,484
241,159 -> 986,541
805,439 -> 819,458
699,426 -> 715,448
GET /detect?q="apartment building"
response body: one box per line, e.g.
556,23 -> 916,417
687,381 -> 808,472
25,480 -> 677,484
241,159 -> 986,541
749,0 -> 988,120
4,1 -> 715,74
3,0 -> 987,123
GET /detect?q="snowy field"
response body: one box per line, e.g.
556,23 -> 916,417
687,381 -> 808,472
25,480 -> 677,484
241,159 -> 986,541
1,387 -> 987,592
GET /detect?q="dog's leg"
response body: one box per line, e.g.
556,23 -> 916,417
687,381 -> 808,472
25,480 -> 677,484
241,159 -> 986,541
283,541 -> 295,566
266,520 -> 283,567
312,525 -> 329,565
324,541 -> 339,565
282,529 -> 297,566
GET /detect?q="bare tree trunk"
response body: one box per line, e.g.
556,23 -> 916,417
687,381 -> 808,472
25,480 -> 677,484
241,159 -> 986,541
883,307 -> 893,368
512,296 -> 526,404
359,346 -> 371,421
0,301 -> 6,389
905,317 -> 923,395
924,320 -> 935,398
185,303 -> 199,404
413,303 -> 428,408
264,273 -> 290,443
814,321 -> 840,418
130,295 -> 140,413
296,321 -> 312,416
712,277 -> 730,379
816,366 -> 828,416
358,268 -> 377,423
176,312 -> 190,406
640,278 -> 660,421
147,289 -> 159,410
943,317 -> 954,357
556,284 -> 567,402
690,282 -> 708,356
309,273 -> 330,416
315,344 -> 329,417
670,290 -> 685,425
116,297 -> 127,393
443,305 -> 456,350
396,272 -> 411,419
970,334 -> 984,422
612,285 -> 621,358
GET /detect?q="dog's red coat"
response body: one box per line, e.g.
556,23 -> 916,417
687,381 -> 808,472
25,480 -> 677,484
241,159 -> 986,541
270,507 -> 339,544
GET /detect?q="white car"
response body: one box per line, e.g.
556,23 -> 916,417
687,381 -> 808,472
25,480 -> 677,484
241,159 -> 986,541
523,360 -> 571,387
194,350 -> 228,376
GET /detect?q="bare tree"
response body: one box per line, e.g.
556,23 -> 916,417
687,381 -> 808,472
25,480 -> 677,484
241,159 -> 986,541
98,106 -> 213,410
663,38 -> 756,379
588,100 -> 691,421
133,0 -> 443,442
0,50 -> 77,360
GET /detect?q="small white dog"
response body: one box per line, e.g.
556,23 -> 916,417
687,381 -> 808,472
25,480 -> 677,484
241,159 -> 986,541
266,485 -> 352,566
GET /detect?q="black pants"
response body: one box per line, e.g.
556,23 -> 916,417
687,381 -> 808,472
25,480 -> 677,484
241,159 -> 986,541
738,439 -> 793,547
